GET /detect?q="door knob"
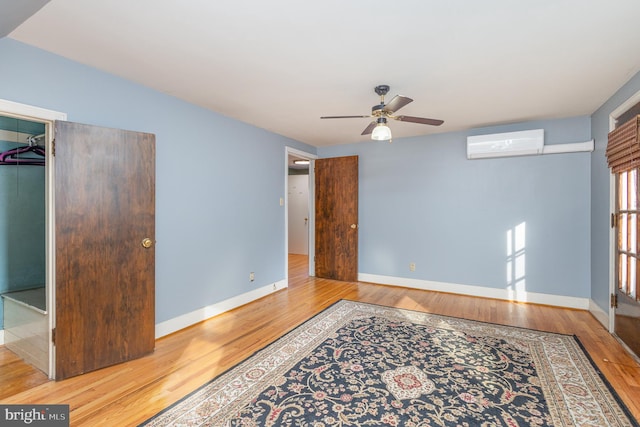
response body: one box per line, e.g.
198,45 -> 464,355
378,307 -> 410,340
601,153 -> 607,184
141,238 -> 153,249
350,224 -> 357,229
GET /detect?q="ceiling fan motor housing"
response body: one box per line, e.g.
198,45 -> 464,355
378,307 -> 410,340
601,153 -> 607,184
374,85 -> 390,97
371,104 -> 385,116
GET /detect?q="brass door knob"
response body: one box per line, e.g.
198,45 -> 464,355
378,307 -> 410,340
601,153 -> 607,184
141,238 -> 153,249
350,224 -> 357,229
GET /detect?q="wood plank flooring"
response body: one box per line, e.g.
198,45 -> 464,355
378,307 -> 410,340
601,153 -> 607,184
1,253 -> 639,425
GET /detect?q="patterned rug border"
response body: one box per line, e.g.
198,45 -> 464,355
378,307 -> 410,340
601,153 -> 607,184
570,334 -> 639,425
140,299 -> 639,426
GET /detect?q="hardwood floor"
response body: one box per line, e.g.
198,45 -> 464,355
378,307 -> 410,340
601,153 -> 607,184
1,253 -> 639,425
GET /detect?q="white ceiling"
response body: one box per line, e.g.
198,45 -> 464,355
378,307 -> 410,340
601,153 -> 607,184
0,0 -> 49,38
7,0 -> 640,147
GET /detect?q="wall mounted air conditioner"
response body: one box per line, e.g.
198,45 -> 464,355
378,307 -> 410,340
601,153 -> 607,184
467,129 -> 544,159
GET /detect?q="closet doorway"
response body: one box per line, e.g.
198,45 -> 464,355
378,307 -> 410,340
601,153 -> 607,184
0,100 -> 156,380
0,111 -> 51,376
0,116 -> 49,374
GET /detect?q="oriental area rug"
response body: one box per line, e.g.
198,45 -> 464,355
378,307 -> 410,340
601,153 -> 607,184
141,300 -> 638,426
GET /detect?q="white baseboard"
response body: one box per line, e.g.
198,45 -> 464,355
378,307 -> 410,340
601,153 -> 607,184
2,276 -> 594,348
155,280 -> 287,339
358,273 -> 590,310
589,299 -> 609,329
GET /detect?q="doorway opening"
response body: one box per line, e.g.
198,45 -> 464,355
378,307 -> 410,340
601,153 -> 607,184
285,147 -> 316,286
0,99 -> 65,379
609,91 -> 640,360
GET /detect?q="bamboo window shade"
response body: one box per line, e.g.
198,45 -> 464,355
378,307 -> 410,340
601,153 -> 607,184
607,115 -> 640,173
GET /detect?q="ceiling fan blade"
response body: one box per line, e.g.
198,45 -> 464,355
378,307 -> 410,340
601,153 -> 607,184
361,121 -> 377,135
321,115 -> 371,119
395,115 -> 444,126
383,95 -> 413,114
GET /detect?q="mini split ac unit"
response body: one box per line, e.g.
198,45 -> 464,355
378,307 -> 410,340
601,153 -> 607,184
467,129 -> 544,159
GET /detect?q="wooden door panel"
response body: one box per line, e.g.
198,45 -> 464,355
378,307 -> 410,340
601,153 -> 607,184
55,121 -> 155,380
315,156 -> 358,281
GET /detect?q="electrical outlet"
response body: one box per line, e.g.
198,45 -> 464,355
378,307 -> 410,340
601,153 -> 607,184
409,262 -> 416,272
250,272 -> 255,281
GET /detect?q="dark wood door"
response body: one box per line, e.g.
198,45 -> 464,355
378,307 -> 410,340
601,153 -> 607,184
54,121 -> 155,380
315,156 -> 358,281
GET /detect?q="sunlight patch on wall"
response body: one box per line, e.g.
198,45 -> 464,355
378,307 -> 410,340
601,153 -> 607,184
506,222 -> 526,301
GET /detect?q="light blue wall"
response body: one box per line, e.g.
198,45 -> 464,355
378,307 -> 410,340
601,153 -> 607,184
0,38 -> 315,324
591,70 -> 640,315
319,117 -> 592,299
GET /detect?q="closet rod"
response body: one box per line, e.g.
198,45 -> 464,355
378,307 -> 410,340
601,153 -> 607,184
26,133 -> 45,146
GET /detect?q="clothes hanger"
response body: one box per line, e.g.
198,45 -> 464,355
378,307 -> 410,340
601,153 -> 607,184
0,137 -> 46,166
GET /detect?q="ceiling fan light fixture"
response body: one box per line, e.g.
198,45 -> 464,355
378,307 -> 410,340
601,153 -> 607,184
371,118 -> 392,141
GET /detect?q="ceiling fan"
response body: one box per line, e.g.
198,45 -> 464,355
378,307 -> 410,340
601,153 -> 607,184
320,84 -> 444,141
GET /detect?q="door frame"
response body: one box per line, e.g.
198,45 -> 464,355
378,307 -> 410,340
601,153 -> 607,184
608,89 -> 640,334
0,98 -> 66,379
285,147 -> 317,282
